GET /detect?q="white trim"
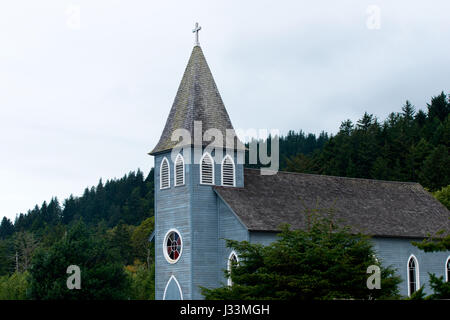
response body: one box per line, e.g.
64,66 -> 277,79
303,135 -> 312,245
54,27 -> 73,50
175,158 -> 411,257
227,251 -> 239,286
200,152 -> 214,185
163,275 -> 183,300
160,157 -> 170,189
407,254 -> 420,297
174,153 -> 185,186
163,228 -> 183,264
445,256 -> 450,283
221,154 -> 236,187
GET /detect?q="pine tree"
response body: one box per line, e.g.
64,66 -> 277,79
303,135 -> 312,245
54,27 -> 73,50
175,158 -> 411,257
0,217 -> 14,239
201,211 -> 401,300
419,144 -> 450,191
402,100 -> 416,122
427,91 -> 449,122
29,221 -> 131,299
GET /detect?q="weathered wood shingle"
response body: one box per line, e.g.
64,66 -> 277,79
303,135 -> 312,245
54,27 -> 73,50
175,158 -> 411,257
149,46 -> 244,155
214,168 -> 450,238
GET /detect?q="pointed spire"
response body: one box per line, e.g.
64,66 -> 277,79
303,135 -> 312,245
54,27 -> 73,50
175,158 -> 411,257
150,46 -> 244,155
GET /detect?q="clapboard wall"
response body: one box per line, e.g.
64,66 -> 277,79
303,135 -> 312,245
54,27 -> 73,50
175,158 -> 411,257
154,147 -> 245,300
372,237 -> 450,296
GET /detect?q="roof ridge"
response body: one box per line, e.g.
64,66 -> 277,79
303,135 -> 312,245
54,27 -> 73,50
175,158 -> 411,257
243,167 -> 423,186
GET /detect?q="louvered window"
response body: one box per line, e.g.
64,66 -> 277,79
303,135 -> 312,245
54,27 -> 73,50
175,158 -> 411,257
160,157 -> 170,189
200,153 -> 214,185
222,155 -> 235,186
175,154 -> 185,186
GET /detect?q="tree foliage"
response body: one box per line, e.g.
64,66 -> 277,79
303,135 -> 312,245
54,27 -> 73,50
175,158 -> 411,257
125,261 -> 155,300
0,272 -> 29,300
432,185 -> 450,210
29,221 -> 131,300
283,92 -> 449,191
202,211 -> 401,300
12,169 -> 154,234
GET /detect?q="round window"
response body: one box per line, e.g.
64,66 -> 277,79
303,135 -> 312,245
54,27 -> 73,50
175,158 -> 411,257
164,229 -> 183,263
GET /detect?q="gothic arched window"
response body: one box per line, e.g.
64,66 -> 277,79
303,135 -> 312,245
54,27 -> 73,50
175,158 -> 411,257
163,229 -> 182,264
163,275 -> 183,300
200,152 -> 214,185
408,255 -> 419,296
160,157 -> 170,189
174,154 -> 185,186
446,257 -> 450,282
227,251 -> 239,286
221,155 -> 235,187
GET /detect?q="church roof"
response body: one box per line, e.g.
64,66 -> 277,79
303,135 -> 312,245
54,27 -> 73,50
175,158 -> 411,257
214,168 -> 450,238
150,46 -> 244,155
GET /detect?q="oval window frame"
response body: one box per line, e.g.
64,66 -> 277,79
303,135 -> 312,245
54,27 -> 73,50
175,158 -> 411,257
163,228 -> 183,264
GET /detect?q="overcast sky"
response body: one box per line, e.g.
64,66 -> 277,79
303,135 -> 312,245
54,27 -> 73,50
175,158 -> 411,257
1,0 -> 449,221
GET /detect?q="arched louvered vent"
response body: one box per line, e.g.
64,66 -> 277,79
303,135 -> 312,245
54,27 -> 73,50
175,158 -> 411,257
200,153 -> 214,185
160,157 -> 170,189
222,155 -> 235,186
175,154 -> 185,186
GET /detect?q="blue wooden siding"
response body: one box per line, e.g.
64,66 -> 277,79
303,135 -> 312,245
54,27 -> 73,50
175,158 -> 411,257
249,231 -> 450,297
217,196 -> 249,286
372,237 -> 450,296
154,147 -> 245,300
190,148 -> 245,299
190,158 -> 220,299
154,150 -> 192,300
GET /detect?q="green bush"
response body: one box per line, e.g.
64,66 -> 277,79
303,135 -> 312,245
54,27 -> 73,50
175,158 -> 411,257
0,272 -> 29,300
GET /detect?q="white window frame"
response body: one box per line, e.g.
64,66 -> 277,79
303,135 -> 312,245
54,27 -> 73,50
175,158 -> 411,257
200,152 -> 214,185
163,228 -> 183,264
446,256 -> 450,282
407,254 -> 420,297
163,275 -> 183,300
174,153 -> 185,186
160,157 -> 170,189
227,251 -> 239,286
221,154 -> 236,187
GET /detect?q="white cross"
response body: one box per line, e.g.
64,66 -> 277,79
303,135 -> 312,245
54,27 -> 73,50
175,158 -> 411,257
192,22 -> 201,46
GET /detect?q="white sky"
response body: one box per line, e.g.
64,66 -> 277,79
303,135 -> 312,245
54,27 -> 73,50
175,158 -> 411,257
1,0 -> 449,221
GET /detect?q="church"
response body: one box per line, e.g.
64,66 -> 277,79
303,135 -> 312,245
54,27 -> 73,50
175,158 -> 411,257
149,25 -> 450,300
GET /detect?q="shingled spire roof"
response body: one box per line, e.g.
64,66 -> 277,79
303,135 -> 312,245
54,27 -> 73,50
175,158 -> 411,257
150,45 -> 244,155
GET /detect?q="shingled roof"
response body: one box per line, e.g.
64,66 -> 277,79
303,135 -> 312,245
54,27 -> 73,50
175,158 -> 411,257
214,168 -> 450,238
150,46 -> 244,155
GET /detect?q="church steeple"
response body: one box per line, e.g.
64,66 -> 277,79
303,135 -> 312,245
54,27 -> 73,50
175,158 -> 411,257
152,26 -> 245,300
149,41 -> 243,155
